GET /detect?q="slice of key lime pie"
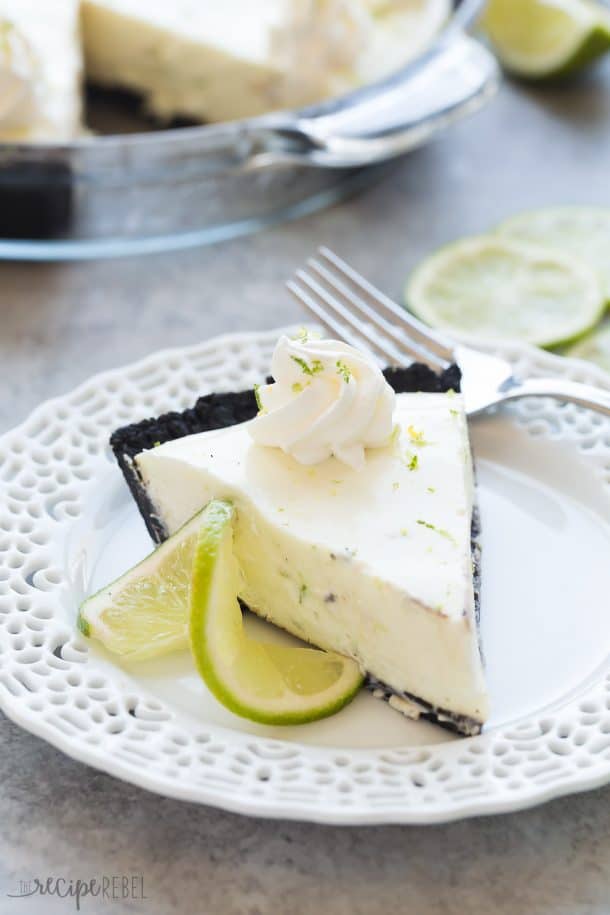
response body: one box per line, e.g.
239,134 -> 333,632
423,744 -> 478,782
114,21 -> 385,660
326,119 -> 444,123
111,333 -> 488,735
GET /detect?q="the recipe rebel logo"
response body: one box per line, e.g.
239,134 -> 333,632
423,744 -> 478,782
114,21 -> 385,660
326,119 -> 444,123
7,875 -> 148,910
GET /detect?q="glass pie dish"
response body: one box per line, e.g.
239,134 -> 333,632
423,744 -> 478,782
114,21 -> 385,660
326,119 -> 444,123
0,0 -> 498,261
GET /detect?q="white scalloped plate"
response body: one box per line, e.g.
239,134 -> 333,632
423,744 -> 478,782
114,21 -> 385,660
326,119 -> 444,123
2,327 -> 610,825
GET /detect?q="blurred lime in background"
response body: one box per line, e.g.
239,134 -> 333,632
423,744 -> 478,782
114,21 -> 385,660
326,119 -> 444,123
481,0 -> 610,78
498,208 -> 610,302
566,319 -> 610,371
405,234 -> 605,348
403,206 -> 610,371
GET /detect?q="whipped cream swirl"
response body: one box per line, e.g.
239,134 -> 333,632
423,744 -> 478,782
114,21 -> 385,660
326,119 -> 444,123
0,22 -> 38,130
249,334 -> 395,470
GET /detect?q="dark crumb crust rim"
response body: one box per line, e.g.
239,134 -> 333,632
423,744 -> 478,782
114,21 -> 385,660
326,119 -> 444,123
110,361 -> 483,737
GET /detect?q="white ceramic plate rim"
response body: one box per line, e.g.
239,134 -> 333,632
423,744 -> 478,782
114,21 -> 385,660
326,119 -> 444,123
1,327 -> 610,826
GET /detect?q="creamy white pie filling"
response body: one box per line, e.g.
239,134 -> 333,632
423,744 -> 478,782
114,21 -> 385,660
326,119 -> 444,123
0,0 -> 82,141
81,0 -> 450,122
135,392 -> 488,723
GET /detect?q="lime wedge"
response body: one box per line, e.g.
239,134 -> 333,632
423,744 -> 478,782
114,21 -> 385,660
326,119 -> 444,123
481,0 -> 610,78
497,207 -> 610,302
189,500 -> 364,726
565,318 -> 610,371
405,235 -> 604,348
77,512 -> 203,661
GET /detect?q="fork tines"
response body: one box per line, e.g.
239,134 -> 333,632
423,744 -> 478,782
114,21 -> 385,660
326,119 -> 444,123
287,247 -> 454,372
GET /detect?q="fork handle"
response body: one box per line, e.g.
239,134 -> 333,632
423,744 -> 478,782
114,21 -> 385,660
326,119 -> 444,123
501,377 -> 610,417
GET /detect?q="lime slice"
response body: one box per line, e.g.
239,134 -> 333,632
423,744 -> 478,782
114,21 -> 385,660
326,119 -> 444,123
565,318 -> 610,371
77,512 -> 203,661
497,207 -> 610,302
189,500 -> 364,726
405,235 -> 604,348
481,0 -> 610,79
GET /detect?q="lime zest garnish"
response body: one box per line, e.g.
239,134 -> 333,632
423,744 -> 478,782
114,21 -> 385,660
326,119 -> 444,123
407,425 -> 432,448
416,519 -> 456,544
253,383 -> 264,413
336,360 -> 352,383
388,424 -> 401,450
291,355 -> 324,377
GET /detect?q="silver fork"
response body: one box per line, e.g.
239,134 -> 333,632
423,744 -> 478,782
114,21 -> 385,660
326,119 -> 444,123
287,247 -> 610,417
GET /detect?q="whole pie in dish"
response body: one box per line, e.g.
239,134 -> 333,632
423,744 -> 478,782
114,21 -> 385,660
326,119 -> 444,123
0,0 -> 450,141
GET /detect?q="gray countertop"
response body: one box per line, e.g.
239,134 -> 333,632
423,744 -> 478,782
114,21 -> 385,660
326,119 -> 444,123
2,60 -> 610,915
